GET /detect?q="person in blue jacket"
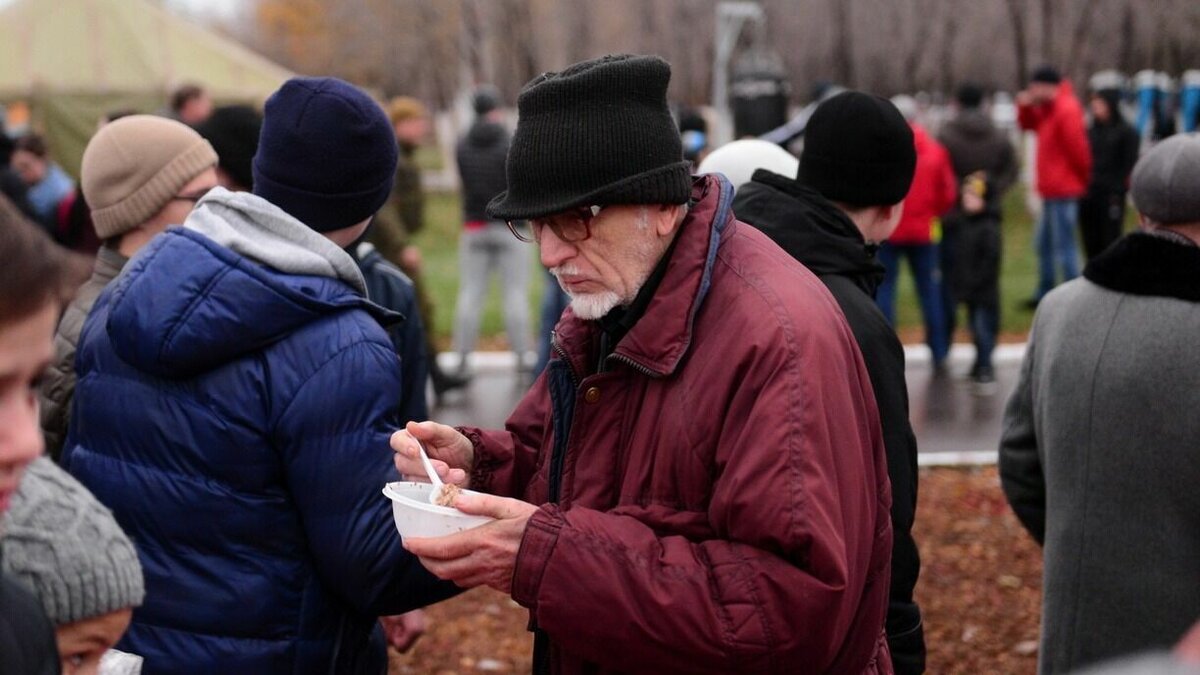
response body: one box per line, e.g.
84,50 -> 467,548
62,77 -> 456,673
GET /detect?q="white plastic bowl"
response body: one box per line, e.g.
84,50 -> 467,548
382,481 -> 494,539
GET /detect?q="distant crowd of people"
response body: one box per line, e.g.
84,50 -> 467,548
1,54 -> 1198,675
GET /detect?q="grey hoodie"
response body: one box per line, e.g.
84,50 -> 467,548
184,187 -> 367,295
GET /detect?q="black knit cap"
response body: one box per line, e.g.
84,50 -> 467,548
798,91 -> 916,207
486,54 -> 691,221
1030,65 -> 1062,85
194,105 -> 263,191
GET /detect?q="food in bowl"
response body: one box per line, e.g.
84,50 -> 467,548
382,481 -> 493,539
433,483 -> 462,507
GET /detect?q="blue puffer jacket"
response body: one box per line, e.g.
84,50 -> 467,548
63,195 -> 455,674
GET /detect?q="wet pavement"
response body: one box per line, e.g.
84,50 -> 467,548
431,344 -> 1026,466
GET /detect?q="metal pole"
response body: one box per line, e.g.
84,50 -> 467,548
711,1 -> 764,147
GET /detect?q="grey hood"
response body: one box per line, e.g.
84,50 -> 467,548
184,187 -> 366,295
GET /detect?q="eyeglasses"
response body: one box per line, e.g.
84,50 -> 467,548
172,186 -> 214,203
507,205 -> 603,244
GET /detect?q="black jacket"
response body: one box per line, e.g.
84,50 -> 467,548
1,565 -> 60,675
353,241 -> 429,425
937,109 -> 1018,217
1087,93 -> 1139,196
455,118 -> 510,222
733,170 -> 925,675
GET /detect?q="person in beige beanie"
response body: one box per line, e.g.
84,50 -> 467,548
39,115 -> 217,459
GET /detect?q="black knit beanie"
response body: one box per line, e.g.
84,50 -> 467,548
1030,65 -> 1062,85
195,105 -> 263,191
486,54 -> 691,221
253,77 -> 398,232
798,91 -> 916,207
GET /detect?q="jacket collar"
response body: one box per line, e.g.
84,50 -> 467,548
553,174 -> 734,378
734,169 -> 885,295
1083,231 -> 1200,302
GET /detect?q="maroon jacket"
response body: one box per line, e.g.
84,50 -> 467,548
464,175 -> 894,674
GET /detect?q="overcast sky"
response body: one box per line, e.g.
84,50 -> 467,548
0,0 -> 243,19
168,0 -> 241,18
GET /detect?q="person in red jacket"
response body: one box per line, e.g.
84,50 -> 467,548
392,54 -> 895,675
1017,65 -> 1092,305
877,96 -> 958,370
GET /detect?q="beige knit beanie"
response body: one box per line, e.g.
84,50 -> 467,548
81,114 -> 218,239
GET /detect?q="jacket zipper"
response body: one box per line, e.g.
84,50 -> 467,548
608,353 -> 660,379
547,338 -> 576,504
534,337 -> 580,675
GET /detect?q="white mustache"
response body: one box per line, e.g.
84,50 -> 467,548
550,264 -> 582,281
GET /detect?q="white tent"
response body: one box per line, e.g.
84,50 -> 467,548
0,0 -> 293,175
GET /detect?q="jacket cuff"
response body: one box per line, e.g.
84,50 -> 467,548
511,505 -> 564,610
457,426 -> 490,490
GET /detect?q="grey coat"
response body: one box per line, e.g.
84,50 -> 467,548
1000,231 -> 1200,674
39,245 -> 127,460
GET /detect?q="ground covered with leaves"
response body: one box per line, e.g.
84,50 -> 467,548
389,466 -> 1042,674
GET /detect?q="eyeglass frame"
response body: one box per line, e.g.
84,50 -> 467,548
506,205 -> 604,244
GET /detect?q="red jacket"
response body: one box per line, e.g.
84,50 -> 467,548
464,175 -> 894,674
890,124 -> 957,245
1018,80 -> 1093,199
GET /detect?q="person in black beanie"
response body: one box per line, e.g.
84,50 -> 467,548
391,54 -> 894,674
193,104 -> 263,192
62,76 -> 457,673
733,90 -> 928,675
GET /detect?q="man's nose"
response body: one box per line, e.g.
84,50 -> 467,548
539,229 -> 576,269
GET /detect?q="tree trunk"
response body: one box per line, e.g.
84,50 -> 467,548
1039,0 -> 1053,63
940,0 -> 958,94
1117,0 -> 1136,74
1064,0 -> 1098,80
904,0 -> 935,91
832,0 -> 856,87
1005,0 -> 1029,88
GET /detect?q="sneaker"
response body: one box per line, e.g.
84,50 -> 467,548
932,360 -> 949,378
971,366 -> 997,395
430,362 -> 470,400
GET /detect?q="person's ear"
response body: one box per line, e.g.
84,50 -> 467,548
880,201 -> 903,226
655,204 -> 684,237
1137,212 -> 1154,230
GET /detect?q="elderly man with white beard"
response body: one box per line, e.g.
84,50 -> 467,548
392,54 -> 896,675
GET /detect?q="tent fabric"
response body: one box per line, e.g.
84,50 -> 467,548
0,0 -> 293,177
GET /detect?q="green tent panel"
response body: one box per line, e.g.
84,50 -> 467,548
0,0 -> 293,177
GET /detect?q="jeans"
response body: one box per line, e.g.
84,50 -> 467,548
877,242 -> 949,364
1035,198 -> 1081,300
968,302 -> 998,373
534,268 -> 570,375
452,222 -> 531,364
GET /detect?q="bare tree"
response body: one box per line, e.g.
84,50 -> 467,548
1063,0 -> 1097,77
238,0 -> 1200,113
939,0 -> 959,93
831,0 -> 856,87
1038,0 -> 1053,63
1005,0 -> 1030,88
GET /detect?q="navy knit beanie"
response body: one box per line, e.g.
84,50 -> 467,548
253,77 -> 398,232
